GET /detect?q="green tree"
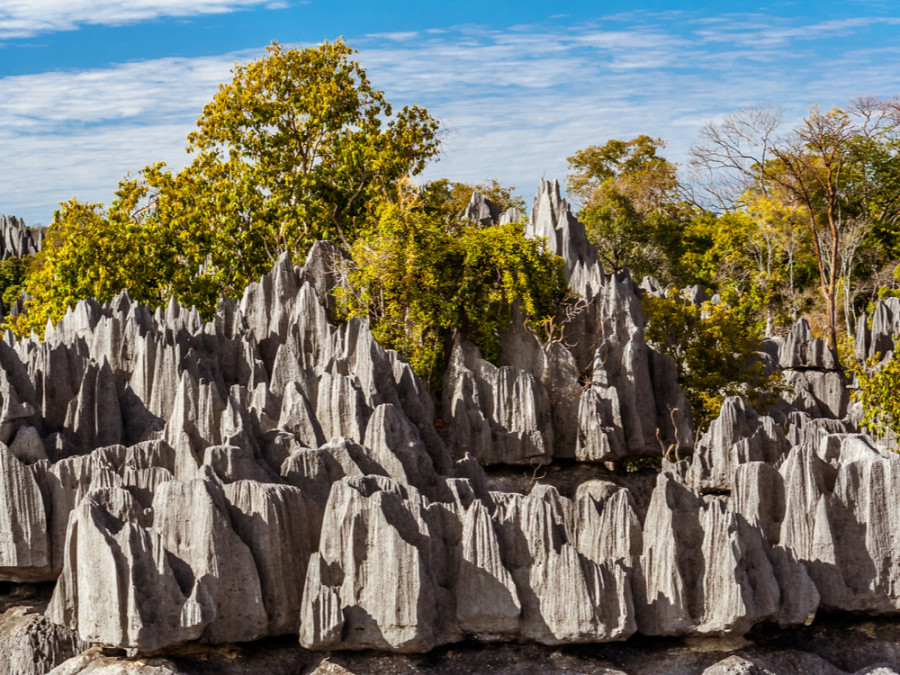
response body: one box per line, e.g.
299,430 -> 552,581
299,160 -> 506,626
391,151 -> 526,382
0,255 -> 30,317
339,182 -> 566,386
13,39 -> 441,335
679,195 -> 816,335
643,290 -> 782,432
853,352 -> 900,447
186,39 -> 440,256
567,136 -> 687,280
11,176 -> 189,335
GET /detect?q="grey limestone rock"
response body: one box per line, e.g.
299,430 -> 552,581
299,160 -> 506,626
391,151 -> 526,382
442,336 -> 552,466
778,319 -> 838,371
688,397 -> 790,492
0,594 -> 87,675
576,378 -> 627,462
202,444 -> 272,484
574,480 -> 642,567
48,648 -> 188,674
299,476 -> 454,652
9,426 -> 48,464
498,319 -> 582,459
47,487 -> 211,651
461,190 -> 503,226
0,214 -> 42,260
639,275 -> 666,298
523,181 -> 693,461
856,309 -> 871,362
635,471 -> 811,637
810,456 -> 900,613
0,442 -> 51,581
223,480 -> 319,635
363,403 -> 449,502
773,318 -> 849,420
493,485 -> 635,644
868,297 -> 900,361
701,652 -> 846,675
3,187 -> 900,659
151,476 -> 267,644
454,498 -> 521,637
683,284 -> 710,305
783,369 -> 849,420
314,370 -> 366,443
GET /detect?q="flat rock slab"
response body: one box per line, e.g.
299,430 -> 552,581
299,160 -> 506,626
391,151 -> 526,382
42,617 -> 900,675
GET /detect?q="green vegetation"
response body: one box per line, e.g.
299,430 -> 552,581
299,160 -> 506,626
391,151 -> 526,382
13,39 -> 440,335
853,353 -> 900,441
7,40 -> 900,435
338,182 -> 566,387
643,290 -> 782,432
0,255 -> 29,312
566,135 -> 688,281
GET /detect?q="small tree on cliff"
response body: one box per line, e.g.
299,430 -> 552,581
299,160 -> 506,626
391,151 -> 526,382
566,136 -> 687,281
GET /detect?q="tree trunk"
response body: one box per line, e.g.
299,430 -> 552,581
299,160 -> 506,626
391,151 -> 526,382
824,288 -> 838,355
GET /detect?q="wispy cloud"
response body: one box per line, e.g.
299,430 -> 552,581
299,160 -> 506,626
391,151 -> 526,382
0,0 -> 275,39
0,51 -> 258,222
693,14 -> 900,47
3,12 -> 900,224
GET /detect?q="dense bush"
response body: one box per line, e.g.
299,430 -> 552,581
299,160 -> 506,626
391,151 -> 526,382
643,290 -> 783,432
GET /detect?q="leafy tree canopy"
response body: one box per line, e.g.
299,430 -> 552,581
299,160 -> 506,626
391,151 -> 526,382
0,255 -> 30,318
691,100 -> 900,352
643,290 -> 782,432
11,39 -> 441,335
186,39 -> 441,256
338,182 -> 567,387
853,352 -> 900,443
567,136 -> 688,280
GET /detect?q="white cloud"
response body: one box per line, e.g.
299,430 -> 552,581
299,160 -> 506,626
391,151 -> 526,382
0,51 -> 262,223
0,0 -> 275,38
3,13 -> 900,224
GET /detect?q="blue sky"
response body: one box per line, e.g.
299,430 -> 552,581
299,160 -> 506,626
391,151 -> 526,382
2,0 -> 899,225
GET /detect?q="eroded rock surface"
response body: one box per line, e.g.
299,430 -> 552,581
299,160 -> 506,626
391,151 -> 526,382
0,181 -> 886,667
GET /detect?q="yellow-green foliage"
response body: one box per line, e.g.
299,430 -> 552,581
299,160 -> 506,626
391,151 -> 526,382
187,39 -> 439,256
10,39 -> 440,336
678,196 -> 814,335
11,185 -> 181,336
339,188 -> 567,387
643,290 -> 782,432
0,255 -> 29,314
12,168 -> 242,335
853,353 -> 900,444
567,136 -> 687,281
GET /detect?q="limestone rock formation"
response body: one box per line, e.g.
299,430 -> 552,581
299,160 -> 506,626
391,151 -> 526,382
524,179 -> 693,461
442,336 -> 553,465
861,297 -> 900,363
0,443 -> 51,582
778,319 -> 848,419
0,180 -> 886,668
0,214 -> 42,261
688,397 -> 790,492
0,587 -> 87,675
